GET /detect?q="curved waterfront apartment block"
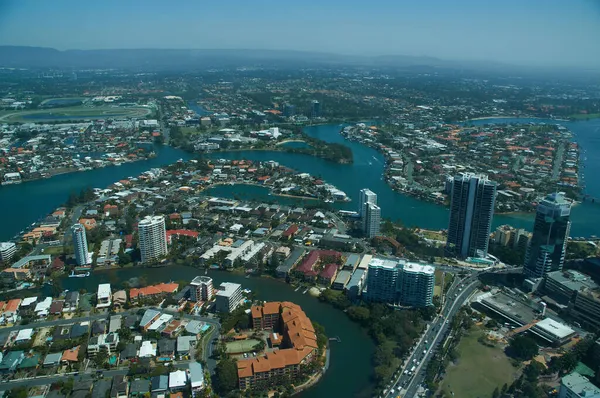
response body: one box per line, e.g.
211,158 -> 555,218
524,192 -> 572,279
364,257 -> 435,307
446,173 -> 497,259
138,215 -> 168,264
71,223 -> 91,266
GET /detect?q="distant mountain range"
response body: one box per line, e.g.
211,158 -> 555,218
0,46 -> 596,78
0,45 -> 504,71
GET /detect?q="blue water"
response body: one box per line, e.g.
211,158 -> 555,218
187,101 -> 211,116
206,120 -> 600,237
2,119 -> 599,241
0,145 -> 194,240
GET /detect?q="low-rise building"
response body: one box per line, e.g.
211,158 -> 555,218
97,283 -> 112,308
87,333 -> 119,356
189,362 -> 205,396
559,371 -> 600,398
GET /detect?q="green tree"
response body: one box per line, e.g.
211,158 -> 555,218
492,386 -> 500,398
346,306 -> 371,326
215,358 -> 239,394
508,335 -> 539,361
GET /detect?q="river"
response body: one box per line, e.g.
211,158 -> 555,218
2,117 -> 599,396
0,145 -> 195,241
54,267 -> 375,398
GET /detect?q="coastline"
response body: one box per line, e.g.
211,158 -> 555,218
1,156 -> 153,186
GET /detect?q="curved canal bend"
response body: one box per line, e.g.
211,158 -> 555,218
56,267 -> 375,398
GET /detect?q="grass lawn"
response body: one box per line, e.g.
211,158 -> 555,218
440,328 -> 519,398
570,113 -> 600,120
435,270 -> 444,286
225,338 -> 261,354
42,246 -> 64,255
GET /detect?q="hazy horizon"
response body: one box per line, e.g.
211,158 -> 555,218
1,0 -> 600,68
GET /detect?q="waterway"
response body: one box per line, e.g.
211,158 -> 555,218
3,119 -> 600,240
54,267 -> 375,398
0,144 -> 195,241
1,117 -> 599,396
205,120 -> 600,237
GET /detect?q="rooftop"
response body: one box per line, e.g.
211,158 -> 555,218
534,318 -> 575,339
216,282 -> 241,298
561,372 -> 600,397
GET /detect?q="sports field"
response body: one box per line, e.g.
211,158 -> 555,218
0,105 -> 152,122
440,328 -> 518,398
225,338 -> 261,354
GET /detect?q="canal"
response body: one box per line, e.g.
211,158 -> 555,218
57,267 -> 375,398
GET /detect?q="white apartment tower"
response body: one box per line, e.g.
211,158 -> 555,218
0,242 -> 17,262
363,202 -> 381,238
358,188 -> 377,218
138,215 -> 168,264
190,276 -> 214,302
72,224 -> 91,266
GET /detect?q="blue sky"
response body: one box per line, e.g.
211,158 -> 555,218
1,0 -> 599,68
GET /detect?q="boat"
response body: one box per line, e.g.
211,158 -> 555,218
368,161 -> 372,165
68,271 -> 90,278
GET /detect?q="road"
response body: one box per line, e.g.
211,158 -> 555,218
1,359 -> 195,389
384,273 -> 481,398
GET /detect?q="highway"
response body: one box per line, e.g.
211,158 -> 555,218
384,272 -> 481,398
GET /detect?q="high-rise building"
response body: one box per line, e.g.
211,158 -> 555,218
365,258 -> 400,303
524,193 -> 572,279
72,224 -> 91,266
446,173 -> 497,258
138,215 -> 168,264
397,262 -> 435,307
358,188 -> 377,218
363,202 -> 381,238
0,242 -> 17,262
282,103 -> 296,117
190,276 -> 214,302
365,257 -> 435,307
310,100 -> 321,118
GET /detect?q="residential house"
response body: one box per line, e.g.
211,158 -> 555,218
150,375 -> 168,393
43,352 -> 62,367
112,291 -> 127,308
129,379 -> 150,397
0,351 -> 24,372
91,380 -> 112,398
64,291 -> 79,312
158,339 -> 175,360
110,375 -> 129,398
120,343 -> 138,363
176,335 -> 196,356
189,362 -> 205,396
61,346 -> 80,364
168,370 -> 187,391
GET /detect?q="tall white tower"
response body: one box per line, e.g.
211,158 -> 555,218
72,224 -> 91,266
138,215 -> 168,264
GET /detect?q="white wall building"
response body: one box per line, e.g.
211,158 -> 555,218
97,283 -> 112,308
0,242 -> 17,262
72,223 -> 91,266
358,188 -> 377,218
559,371 -> 600,398
190,276 -> 213,302
138,215 -> 168,264
363,202 -> 381,238
215,282 -> 242,313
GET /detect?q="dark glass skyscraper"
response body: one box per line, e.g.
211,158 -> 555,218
446,173 -> 497,258
310,100 -> 321,118
524,192 -> 572,279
